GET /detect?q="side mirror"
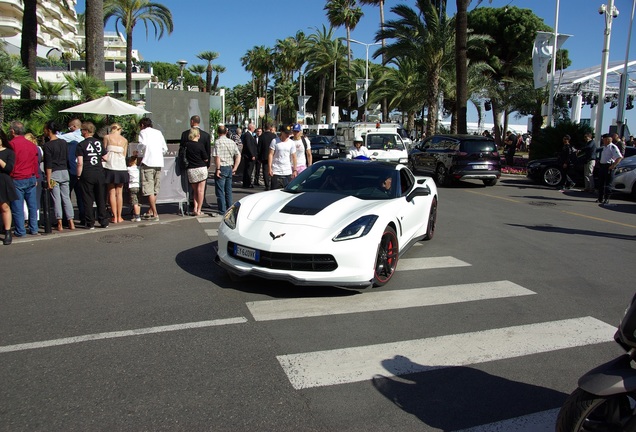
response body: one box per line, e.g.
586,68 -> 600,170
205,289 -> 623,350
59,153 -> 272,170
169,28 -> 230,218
407,186 -> 431,202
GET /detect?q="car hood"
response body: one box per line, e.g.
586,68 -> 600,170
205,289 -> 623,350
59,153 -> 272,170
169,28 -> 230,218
244,190 -> 383,229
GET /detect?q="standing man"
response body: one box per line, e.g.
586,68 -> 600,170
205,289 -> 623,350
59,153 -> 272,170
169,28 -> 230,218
212,125 -> 241,215
76,122 -> 109,229
138,117 -> 168,221
580,132 -> 597,193
611,133 -> 626,157
596,133 -> 623,205
253,127 -> 263,186
241,123 -> 258,188
181,115 -> 211,208
258,124 -> 276,190
57,118 -> 85,223
8,121 -> 40,237
556,135 -> 576,190
290,123 -> 312,173
268,124 -> 297,190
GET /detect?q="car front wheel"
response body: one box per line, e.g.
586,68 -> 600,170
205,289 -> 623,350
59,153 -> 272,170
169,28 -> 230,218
424,197 -> 437,240
373,226 -> 399,287
542,167 -> 563,187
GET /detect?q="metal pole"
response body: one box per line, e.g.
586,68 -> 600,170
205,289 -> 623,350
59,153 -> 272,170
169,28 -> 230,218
547,0 -> 560,127
616,0 -> 635,135
595,0 -> 618,143
365,44 -> 369,122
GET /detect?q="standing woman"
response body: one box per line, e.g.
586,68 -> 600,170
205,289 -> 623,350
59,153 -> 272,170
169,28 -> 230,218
103,123 -> 129,223
43,121 -> 75,231
0,129 -> 18,244
185,128 -> 209,216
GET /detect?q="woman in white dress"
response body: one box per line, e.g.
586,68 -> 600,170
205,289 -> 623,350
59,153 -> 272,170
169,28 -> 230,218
103,123 -> 129,223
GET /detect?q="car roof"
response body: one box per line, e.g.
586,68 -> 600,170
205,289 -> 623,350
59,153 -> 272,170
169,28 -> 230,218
427,134 -> 494,141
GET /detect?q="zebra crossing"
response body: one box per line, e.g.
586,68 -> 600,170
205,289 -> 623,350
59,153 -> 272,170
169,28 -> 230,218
199,217 -> 616,430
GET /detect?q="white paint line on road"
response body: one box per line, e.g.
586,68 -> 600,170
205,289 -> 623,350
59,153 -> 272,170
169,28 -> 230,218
276,316 -> 615,389
247,280 -> 533,322
456,408 -> 559,432
197,218 -> 219,224
204,229 -> 218,237
0,317 -> 248,354
397,256 -> 471,271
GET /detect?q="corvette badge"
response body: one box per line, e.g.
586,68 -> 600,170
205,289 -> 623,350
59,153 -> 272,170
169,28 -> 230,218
270,232 -> 286,240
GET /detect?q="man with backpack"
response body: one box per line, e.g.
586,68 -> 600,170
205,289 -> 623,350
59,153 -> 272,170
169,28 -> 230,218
290,123 -> 312,174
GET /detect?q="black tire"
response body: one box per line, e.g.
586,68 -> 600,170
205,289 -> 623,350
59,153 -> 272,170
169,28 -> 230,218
436,164 -> 450,186
483,179 -> 497,186
373,226 -> 399,287
423,197 -> 437,241
542,167 -> 563,187
555,387 -> 635,432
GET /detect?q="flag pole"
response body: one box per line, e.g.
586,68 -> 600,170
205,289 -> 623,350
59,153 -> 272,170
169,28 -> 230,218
547,0 -> 560,127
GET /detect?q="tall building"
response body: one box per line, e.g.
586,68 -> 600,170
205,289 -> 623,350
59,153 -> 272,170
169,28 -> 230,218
0,0 -> 79,57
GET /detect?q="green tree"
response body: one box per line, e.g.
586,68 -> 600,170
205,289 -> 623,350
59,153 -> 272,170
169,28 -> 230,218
0,49 -> 32,124
197,51 -> 219,93
325,0 -> 363,119
33,77 -> 68,100
64,73 -> 109,102
104,0 -> 174,100
241,45 -> 273,99
211,64 -> 226,92
377,0 -> 455,136
189,64 -> 206,92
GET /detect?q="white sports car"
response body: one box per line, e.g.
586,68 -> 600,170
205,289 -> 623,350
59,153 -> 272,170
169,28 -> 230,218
215,159 -> 438,288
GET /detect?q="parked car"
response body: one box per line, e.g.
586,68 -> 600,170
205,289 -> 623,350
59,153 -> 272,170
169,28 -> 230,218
611,154 -> 636,198
408,134 -> 501,186
527,146 -> 636,187
309,135 -> 340,161
215,159 -> 438,288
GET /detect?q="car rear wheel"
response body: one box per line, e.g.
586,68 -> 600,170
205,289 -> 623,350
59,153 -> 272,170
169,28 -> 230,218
542,167 -> 563,187
483,179 -> 497,186
436,164 -> 450,186
373,226 -> 399,287
424,197 -> 437,241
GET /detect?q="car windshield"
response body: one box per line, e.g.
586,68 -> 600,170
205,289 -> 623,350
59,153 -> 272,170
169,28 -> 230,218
366,134 -> 404,151
285,160 -> 399,200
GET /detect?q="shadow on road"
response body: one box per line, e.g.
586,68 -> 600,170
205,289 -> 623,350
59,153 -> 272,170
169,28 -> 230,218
372,355 -> 566,430
508,223 -> 636,241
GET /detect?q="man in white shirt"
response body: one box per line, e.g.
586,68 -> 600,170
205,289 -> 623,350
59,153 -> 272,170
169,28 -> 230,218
268,124 -> 297,189
597,133 -> 623,205
137,117 -> 168,221
290,123 -> 311,173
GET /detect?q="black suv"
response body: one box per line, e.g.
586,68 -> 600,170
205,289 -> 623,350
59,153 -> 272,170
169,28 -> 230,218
408,134 -> 501,186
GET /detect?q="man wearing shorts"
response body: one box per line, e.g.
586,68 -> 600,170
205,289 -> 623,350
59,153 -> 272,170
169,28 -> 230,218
138,117 -> 167,221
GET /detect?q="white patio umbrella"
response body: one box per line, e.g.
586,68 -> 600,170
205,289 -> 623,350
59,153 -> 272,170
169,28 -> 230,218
60,95 -> 150,116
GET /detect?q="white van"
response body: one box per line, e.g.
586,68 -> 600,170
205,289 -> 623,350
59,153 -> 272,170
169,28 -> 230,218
359,131 -> 409,164
335,122 -> 402,149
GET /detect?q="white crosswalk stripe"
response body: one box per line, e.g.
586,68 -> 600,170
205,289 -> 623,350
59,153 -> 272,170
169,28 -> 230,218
397,256 -> 470,271
247,280 -> 534,321
276,316 -> 615,390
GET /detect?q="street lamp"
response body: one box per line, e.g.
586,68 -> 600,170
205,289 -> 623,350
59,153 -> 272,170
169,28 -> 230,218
595,0 -> 619,141
349,39 -> 382,121
177,59 -> 188,90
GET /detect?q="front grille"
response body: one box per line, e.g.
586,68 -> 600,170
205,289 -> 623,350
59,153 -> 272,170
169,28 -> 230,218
228,242 -> 338,271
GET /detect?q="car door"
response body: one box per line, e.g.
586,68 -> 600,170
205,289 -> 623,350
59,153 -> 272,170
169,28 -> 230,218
393,167 -> 425,243
421,136 -> 443,175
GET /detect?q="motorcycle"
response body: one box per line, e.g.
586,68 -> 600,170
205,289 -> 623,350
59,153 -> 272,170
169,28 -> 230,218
556,293 -> 636,431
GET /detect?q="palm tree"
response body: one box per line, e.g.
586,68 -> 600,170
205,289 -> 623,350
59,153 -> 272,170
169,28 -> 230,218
188,64 -> 206,92
0,49 -> 32,124
34,77 -> 68,100
20,0 -> 37,99
211,64 -> 226,92
197,51 -> 219,93
455,0 -> 470,134
376,0 -> 455,136
325,0 -> 363,118
85,0 -> 105,80
241,45 -> 274,103
103,0 -> 174,100
64,73 -> 109,102
305,25 -> 346,125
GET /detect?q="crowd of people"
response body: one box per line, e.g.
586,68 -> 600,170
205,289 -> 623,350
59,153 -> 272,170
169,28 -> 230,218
0,117 -> 169,246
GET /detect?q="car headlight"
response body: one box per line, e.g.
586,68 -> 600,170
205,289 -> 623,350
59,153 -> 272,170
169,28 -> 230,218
399,158 -> 408,164
615,166 -> 636,175
333,215 -> 378,242
223,202 -> 240,229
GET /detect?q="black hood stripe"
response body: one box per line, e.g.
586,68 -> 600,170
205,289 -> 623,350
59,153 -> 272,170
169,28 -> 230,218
280,192 -> 346,215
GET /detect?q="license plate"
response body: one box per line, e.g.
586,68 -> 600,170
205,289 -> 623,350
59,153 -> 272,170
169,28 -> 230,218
234,244 -> 259,262
473,164 -> 488,170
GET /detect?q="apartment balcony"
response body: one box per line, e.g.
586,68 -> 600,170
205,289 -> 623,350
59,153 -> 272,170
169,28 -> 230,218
0,15 -> 21,38
0,0 -> 22,14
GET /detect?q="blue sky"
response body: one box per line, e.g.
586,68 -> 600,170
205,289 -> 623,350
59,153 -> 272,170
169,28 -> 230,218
77,0 -> 636,132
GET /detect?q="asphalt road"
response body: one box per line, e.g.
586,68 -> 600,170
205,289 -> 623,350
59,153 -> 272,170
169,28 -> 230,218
1,175 -> 635,431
